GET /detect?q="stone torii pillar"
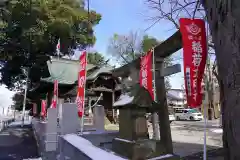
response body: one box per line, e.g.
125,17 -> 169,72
155,59 -> 175,154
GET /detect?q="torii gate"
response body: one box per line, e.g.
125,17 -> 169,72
113,31 -> 182,154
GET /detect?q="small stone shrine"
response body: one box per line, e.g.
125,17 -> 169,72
112,84 -> 179,160
112,84 -> 156,159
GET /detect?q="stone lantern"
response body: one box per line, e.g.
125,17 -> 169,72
112,84 -> 157,159
112,84 -> 180,160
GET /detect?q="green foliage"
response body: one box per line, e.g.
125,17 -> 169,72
0,0 -> 101,89
87,52 -> 106,66
141,35 -> 159,53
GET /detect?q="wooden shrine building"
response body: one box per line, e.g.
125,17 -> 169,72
27,57 -> 121,122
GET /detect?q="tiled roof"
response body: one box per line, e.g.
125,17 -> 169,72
41,57 -> 96,84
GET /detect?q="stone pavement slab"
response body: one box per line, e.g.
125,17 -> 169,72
0,123 -> 39,160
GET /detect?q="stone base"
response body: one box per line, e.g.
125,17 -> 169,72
112,138 -> 178,159
112,138 -> 153,159
112,138 -> 133,158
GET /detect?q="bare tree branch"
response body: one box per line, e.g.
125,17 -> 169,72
192,0 -> 200,18
144,0 -> 215,53
144,18 -> 161,32
145,0 -> 199,29
107,31 -> 143,65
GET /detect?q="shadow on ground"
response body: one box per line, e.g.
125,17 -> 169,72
0,124 -> 39,160
172,123 -> 221,132
173,141 -> 224,160
183,148 -> 224,160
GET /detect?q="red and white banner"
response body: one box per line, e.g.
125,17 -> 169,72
139,50 -> 154,99
51,80 -> 58,108
76,51 -> 87,118
41,100 -> 47,117
179,18 -> 207,108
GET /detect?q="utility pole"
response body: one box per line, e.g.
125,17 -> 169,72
21,68 -> 29,127
21,0 -> 32,127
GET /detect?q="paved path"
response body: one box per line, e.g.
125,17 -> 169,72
0,123 -> 39,160
173,120 -> 222,157
171,120 -> 222,157
148,119 -> 223,157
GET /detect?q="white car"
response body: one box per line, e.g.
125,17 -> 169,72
169,114 -> 176,123
175,109 -> 203,121
147,114 -> 176,123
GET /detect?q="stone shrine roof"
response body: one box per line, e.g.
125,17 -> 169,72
113,94 -> 134,107
113,84 -> 156,110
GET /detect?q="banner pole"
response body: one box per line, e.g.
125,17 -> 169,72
80,0 -> 90,135
179,18 -> 208,160
203,103 -> 207,160
21,68 -> 28,127
203,22 -> 209,160
152,48 -> 160,140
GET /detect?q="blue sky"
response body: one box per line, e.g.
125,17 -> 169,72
89,0 -> 184,89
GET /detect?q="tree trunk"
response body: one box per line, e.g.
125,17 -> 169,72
206,57 -> 214,120
203,0 -> 240,159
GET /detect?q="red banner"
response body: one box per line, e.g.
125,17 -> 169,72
179,18 -> 207,108
139,50 -> 154,99
41,100 -> 47,117
51,80 -> 58,108
76,51 -> 87,117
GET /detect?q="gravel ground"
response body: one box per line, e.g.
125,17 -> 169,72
0,123 -> 39,160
